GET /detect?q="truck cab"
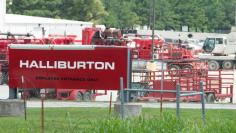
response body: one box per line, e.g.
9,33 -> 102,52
200,35 -> 236,70
203,37 -> 227,55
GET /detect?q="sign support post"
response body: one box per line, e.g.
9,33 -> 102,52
120,77 -> 124,119
23,91 -> 27,121
40,89 -> 46,133
21,76 -> 27,121
109,92 -> 112,115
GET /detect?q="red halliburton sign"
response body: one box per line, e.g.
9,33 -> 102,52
9,45 -> 130,90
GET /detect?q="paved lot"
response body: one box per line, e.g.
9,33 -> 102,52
26,100 -> 236,109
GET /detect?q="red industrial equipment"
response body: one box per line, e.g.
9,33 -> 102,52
81,27 -> 206,74
4,28 -> 230,103
132,69 -> 233,103
156,44 -> 206,70
53,29 -> 235,102
82,28 -> 165,60
127,34 -> 164,59
82,27 -> 129,46
0,32 -> 75,73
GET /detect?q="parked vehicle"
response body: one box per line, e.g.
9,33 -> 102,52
199,27 -> 236,70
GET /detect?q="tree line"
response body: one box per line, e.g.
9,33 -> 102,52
7,0 -> 236,33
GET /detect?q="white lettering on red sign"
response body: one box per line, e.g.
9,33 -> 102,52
20,60 -> 115,70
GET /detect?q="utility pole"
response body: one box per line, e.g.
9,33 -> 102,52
235,5 -> 236,27
149,1 -> 152,30
151,0 -> 155,60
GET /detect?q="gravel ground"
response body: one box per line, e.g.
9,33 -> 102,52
26,100 -> 236,109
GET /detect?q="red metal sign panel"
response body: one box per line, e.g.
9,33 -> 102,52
9,45 -> 130,90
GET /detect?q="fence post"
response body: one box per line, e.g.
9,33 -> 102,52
200,81 -> 206,123
120,77 -> 125,119
230,85 -> 233,103
109,92 -> 112,115
176,83 -> 180,118
160,62 -> 164,114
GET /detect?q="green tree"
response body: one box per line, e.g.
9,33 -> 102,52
10,0 -> 62,18
7,0 -> 236,32
204,0 -> 236,33
102,0 -> 140,28
132,0 -> 152,28
69,0 -> 108,24
155,0 -> 180,30
172,0 -> 208,32
9,0 -> 108,24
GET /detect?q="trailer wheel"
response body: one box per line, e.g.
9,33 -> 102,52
222,61 -> 234,69
83,92 -> 92,101
76,92 -> 83,101
181,65 -> 193,77
182,64 -> 193,70
168,65 -> 181,76
207,93 -> 215,103
0,71 -> 8,85
208,60 -> 220,70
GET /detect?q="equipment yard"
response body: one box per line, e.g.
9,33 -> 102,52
1,0 -> 236,132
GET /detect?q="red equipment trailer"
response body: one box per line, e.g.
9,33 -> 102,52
131,69 -> 234,103
156,44 -> 205,70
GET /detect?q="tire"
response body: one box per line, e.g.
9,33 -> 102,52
181,65 -> 193,77
76,92 -> 83,101
207,93 -> 215,103
0,71 -> 8,85
168,64 -> 181,76
208,60 -> 220,70
29,89 -> 40,98
222,61 -> 234,69
182,64 -> 193,70
83,92 -> 92,101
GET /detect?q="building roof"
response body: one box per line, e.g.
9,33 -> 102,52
5,14 -> 93,25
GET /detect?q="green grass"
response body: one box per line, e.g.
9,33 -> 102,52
0,108 -> 235,133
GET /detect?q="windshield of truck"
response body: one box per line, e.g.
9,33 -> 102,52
203,38 -> 215,53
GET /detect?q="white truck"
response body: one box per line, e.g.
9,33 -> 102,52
198,27 -> 236,70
